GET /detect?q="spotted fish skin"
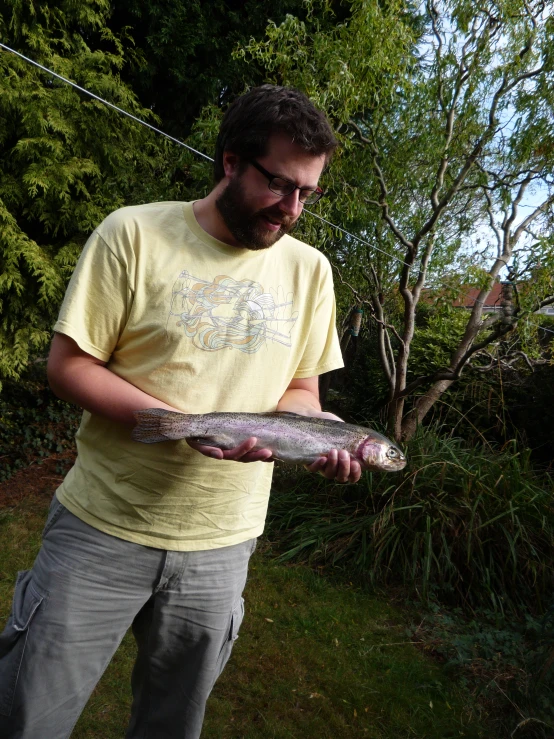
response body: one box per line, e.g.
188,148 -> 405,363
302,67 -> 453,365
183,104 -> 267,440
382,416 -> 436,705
132,409 -> 407,472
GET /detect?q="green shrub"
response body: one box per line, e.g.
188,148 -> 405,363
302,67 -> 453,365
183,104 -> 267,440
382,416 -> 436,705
268,426 -> 554,615
0,362 -> 79,481
410,606 -> 554,737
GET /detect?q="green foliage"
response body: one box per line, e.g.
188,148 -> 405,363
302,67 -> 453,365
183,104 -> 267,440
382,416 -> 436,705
268,426 -> 554,616
0,361 -> 79,480
0,1 -> 356,385
236,0 -> 417,125
0,0 -> 168,384
413,607 -> 554,738
408,303 -> 470,378
108,0 -> 319,138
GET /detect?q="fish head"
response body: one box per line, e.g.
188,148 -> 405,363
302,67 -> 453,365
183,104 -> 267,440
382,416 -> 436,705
358,433 -> 407,472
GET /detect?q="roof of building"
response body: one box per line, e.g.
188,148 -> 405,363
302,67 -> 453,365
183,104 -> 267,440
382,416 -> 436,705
452,281 -> 504,308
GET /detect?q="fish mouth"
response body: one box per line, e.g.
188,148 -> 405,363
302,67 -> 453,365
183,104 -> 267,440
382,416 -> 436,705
385,458 -> 407,471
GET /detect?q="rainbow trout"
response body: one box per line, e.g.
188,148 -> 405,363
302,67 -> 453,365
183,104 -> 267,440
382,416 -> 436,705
132,409 -> 407,472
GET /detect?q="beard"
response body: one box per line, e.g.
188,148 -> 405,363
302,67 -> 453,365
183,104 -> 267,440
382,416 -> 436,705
215,175 -> 296,250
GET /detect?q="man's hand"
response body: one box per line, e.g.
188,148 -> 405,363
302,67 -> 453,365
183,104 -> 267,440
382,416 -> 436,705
186,437 -> 273,463
299,409 -> 362,484
278,378 -> 362,484
305,449 -> 362,484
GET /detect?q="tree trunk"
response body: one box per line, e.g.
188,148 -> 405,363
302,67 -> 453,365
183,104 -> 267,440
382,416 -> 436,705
400,378 -> 454,441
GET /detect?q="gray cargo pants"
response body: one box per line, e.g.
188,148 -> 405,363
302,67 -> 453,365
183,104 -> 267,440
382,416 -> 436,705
0,496 -> 255,739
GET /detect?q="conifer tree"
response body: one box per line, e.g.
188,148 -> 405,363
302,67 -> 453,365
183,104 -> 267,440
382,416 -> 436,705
0,0 -> 164,385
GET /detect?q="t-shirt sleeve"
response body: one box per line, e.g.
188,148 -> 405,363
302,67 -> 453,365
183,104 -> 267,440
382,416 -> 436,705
293,258 -> 344,378
53,229 -> 133,362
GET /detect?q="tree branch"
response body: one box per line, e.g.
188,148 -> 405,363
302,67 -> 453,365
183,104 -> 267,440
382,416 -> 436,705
512,193 -> 554,244
349,120 -> 415,253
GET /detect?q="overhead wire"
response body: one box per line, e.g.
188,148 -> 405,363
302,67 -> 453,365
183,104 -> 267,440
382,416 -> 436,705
0,41 -> 407,267
0,43 -> 213,163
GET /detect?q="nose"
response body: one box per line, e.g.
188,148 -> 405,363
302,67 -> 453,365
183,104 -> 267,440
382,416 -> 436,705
278,189 -> 303,219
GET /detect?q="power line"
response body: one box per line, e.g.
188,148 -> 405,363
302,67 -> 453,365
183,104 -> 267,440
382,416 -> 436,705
0,43 -> 212,163
0,41 -> 406,267
304,209 -> 404,264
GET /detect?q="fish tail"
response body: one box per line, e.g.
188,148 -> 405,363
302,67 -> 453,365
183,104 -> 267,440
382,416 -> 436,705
131,408 -> 194,444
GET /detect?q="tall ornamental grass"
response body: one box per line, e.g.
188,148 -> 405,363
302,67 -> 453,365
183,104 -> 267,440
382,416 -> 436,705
268,427 -> 554,614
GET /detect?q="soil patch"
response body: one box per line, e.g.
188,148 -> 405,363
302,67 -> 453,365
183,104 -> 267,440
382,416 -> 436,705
0,450 -> 75,507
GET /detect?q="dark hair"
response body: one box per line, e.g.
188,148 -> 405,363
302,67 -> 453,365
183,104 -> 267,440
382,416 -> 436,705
213,85 -> 338,182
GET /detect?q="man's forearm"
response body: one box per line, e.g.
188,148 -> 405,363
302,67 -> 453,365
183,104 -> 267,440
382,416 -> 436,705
47,333 -> 177,426
276,388 -> 321,415
50,362 -> 176,425
277,378 -> 344,424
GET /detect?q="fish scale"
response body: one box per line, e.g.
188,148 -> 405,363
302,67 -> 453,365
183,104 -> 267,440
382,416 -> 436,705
132,409 -> 407,472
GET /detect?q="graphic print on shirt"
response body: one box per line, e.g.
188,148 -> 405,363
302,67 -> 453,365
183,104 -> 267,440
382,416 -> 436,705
167,272 -> 298,353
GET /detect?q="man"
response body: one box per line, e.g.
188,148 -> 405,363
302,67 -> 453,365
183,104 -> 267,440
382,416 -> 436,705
0,85 -> 361,738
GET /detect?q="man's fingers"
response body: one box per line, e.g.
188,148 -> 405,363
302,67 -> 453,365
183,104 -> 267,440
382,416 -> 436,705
348,459 -> 362,484
237,449 -> 274,463
306,449 -> 362,484
186,440 -> 223,458
306,449 -> 338,479
225,438 -> 273,462
305,456 -> 328,473
221,437 -> 258,459
190,438 -> 360,478
333,450 -> 350,483
305,449 -> 335,474
187,437 -> 273,463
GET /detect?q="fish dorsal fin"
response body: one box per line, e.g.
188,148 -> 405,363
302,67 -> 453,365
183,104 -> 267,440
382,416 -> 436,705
267,411 -> 305,418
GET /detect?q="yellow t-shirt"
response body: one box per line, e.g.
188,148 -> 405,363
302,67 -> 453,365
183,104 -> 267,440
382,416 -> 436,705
54,201 -> 343,550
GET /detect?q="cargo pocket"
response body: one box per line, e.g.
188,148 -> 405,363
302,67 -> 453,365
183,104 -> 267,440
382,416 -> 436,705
41,495 -> 66,539
215,597 -> 245,681
0,570 -> 45,716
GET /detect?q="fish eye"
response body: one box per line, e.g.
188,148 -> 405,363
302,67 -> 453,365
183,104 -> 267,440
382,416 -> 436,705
387,448 -> 399,458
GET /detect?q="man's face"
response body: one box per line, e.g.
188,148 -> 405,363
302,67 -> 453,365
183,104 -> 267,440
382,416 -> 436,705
216,133 -> 326,250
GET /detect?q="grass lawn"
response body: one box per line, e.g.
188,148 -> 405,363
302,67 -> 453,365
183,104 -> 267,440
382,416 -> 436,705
0,476 -> 488,738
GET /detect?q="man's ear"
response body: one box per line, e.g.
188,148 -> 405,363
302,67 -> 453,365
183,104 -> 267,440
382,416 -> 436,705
222,151 -> 241,178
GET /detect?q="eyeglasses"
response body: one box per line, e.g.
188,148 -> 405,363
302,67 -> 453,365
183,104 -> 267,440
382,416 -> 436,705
249,160 -> 325,205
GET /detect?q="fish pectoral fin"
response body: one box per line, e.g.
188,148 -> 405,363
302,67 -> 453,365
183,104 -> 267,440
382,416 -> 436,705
187,434 -> 236,449
188,435 -> 218,445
